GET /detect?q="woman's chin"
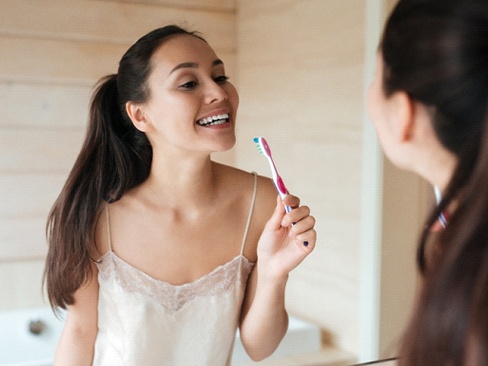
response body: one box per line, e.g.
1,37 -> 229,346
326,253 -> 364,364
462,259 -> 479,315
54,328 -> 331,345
215,137 -> 236,152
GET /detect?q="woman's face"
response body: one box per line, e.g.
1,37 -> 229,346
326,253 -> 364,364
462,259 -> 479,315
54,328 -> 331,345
138,34 -> 239,155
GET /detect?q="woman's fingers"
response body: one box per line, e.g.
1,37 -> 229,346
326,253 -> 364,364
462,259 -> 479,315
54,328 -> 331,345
282,194 -> 300,209
288,215 -> 316,245
281,205 -> 311,227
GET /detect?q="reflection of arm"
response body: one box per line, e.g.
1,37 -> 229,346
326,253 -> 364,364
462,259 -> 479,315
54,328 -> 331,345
239,176 -> 315,361
239,177 -> 288,361
239,263 -> 289,361
54,262 -> 99,366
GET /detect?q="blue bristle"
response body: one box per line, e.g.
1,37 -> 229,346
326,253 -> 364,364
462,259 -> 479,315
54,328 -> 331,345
253,137 -> 263,154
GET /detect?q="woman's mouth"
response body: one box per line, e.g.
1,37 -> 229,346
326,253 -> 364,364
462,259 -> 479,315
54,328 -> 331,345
196,113 -> 229,127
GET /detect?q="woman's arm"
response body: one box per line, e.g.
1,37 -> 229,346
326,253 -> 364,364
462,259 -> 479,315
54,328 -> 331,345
239,194 -> 316,361
54,262 -> 99,366
239,262 -> 289,361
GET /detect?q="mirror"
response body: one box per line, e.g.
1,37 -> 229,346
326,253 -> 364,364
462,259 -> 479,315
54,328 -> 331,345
0,0 -> 420,364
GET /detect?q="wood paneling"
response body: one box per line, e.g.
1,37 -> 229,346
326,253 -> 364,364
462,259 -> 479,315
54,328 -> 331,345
0,174 -> 66,218
0,36 -> 124,85
0,219 -> 47,260
0,260 -> 46,310
0,37 -> 235,85
0,83 -> 91,128
236,0 -> 366,354
0,129 -> 85,174
96,0 -> 236,12
0,0 -> 235,50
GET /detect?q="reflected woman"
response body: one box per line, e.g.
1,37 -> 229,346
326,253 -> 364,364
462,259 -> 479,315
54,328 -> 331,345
44,25 -> 316,365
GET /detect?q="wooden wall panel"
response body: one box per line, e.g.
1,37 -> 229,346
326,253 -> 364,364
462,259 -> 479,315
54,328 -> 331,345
0,0 -> 235,51
0,261 -> 46,310
0,36 -> 236,85
98,0 -> 236,12
0,83 -> 91,129
0,36 -> 124,85
236,0 -> 366,354
0,219 -> 47,261
0,129 -> 85,174
0,174 -> 66,218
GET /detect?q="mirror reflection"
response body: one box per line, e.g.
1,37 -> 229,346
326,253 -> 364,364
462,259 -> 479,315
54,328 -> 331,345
0,1 -> 427,365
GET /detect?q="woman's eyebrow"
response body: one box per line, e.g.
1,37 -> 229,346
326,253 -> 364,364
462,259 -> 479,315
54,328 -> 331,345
169,59 -> 224,75
212,59 -> 223,67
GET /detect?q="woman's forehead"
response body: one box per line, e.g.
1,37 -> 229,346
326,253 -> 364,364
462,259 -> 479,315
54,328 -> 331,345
150,34 -> 220,74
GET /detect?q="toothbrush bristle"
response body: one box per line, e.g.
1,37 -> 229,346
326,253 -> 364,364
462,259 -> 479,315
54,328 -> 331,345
253,137 -> 264,154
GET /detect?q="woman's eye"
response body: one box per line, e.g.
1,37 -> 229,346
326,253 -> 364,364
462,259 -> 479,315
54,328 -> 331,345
214,75 -> 229,84
180,81 -> 198,89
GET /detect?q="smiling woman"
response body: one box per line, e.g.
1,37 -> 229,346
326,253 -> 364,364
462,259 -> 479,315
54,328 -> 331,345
43,24 -> 316,366
128,32 -> 238,154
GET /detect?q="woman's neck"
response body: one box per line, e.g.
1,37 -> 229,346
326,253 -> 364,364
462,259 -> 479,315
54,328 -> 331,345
141,151 -> 220,209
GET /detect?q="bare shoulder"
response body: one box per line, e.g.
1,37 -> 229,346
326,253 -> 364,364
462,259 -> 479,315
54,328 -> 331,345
246,173 -> 276,261
213,162 -> 255,184
254,174 -> 277,220
214,163 -> 278,260
213,162 -> 276,205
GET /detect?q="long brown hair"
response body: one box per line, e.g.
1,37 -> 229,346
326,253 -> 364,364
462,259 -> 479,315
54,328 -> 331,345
380,0 -> 488,364
44,25 -> 205,310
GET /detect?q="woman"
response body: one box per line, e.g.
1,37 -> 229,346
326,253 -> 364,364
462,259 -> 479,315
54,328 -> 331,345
44,25 -> 316,365
368,0 -> 488,364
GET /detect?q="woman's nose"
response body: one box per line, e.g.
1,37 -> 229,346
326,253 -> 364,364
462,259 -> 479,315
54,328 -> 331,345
204,81 -> 228,104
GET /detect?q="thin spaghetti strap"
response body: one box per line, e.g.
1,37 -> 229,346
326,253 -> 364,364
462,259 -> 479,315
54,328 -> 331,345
240,172 -> 258,256
105,205 -> 113,252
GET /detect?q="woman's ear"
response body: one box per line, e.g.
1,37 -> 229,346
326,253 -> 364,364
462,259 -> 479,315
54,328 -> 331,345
389,91 -> 415,142
126,101 -> 151,132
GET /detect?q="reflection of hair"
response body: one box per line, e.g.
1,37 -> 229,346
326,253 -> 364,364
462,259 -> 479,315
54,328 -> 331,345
381,0 -> 488,364
44,25 -> 205,310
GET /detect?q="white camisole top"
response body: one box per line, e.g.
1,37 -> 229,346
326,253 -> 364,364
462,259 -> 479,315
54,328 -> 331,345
93,173 -> 257,366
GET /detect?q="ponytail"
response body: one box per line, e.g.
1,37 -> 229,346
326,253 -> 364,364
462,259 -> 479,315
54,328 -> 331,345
44,24 -> 202,310
44,74 -> 151,310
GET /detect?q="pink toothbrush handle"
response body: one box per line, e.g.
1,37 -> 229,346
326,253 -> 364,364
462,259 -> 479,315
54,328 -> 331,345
276,175 -> 288,196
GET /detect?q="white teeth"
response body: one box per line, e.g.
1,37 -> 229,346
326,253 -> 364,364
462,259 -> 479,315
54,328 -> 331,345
197,113 -> 229,126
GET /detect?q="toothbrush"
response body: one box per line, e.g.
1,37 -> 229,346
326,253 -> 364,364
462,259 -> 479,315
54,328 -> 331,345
253,137 -> 292,213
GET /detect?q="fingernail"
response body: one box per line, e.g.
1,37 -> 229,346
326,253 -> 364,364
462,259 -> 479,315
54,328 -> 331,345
303,241 -> 309,247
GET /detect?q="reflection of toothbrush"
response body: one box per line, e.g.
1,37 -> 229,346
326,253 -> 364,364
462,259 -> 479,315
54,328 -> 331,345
253,137 -> 292,213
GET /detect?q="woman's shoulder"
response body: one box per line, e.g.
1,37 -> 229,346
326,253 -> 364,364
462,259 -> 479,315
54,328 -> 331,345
215,163 -> 277,199
216,162 -> 276,213
213,162 -> 275,190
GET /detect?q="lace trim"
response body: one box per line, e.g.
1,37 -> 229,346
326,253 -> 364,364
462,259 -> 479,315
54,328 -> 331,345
96,252 -> 254,313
